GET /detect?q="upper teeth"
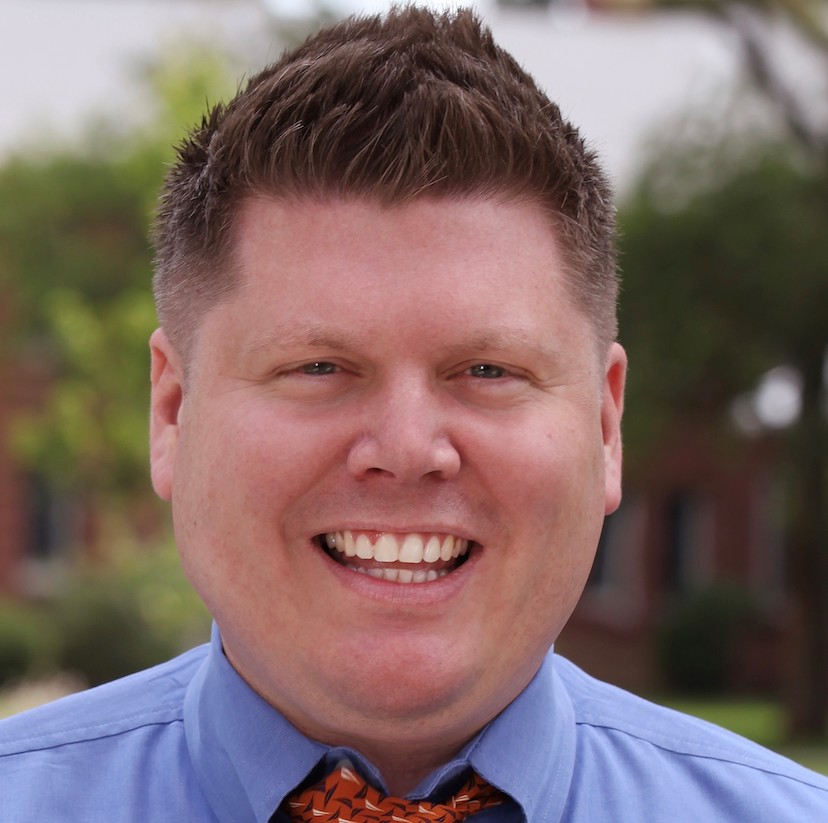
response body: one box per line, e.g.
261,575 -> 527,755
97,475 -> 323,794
324,531 -> 469,564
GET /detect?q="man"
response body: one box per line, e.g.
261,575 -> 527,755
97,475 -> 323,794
0,6 -> 826,821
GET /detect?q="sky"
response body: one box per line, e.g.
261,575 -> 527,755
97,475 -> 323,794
0,0 -> 745,193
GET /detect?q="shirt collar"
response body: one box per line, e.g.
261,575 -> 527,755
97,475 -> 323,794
185,625 -> 575,823
469,651 -> 577,822
184,625 -> 327,823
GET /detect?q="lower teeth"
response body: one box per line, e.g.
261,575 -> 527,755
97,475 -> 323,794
347,565 -> 447,583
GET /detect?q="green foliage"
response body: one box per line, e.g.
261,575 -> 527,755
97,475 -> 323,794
137,42 -> 236,150
619,139 -> 828,456
13,288 -> 157,495
657,695 -> 828,774
0,602 -> 57,686
0,543 -> 209,689
103,540 -> 212,654
663,696 -> 781,748
621,128 -> 828,732
50,579 -> 173,687
0,44 -> 236,506
0,39 -> 232,690
656,585 -> 759,694
0,155 -> 152,326
48,543 -> 211,687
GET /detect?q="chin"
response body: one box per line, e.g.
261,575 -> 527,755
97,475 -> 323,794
341,654 -> 481,721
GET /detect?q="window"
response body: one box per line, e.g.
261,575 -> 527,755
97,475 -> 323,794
582,497 -> 646,626
663,489 -> 713,595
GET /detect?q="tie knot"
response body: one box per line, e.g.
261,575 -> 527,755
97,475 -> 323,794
283,760 -> 506,822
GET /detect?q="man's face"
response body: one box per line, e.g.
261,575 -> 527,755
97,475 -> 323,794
150,196 -> 625,754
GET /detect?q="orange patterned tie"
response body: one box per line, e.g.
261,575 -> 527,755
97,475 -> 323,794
282,760 -> 506,822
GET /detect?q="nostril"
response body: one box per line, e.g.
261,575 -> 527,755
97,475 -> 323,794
346,431 -> 461,482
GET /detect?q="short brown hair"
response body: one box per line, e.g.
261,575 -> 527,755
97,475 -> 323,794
152,5 -> 618,356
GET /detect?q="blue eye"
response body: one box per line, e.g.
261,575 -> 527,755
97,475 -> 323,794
467,364 -> 506,379
300,362 -> 338,375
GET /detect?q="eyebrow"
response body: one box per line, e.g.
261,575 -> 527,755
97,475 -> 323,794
240,324 -> 360,358
241,324 -> 565,371
441,330 -> 563,365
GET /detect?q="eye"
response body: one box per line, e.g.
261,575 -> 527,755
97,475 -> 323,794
465,363 -> 507,379
297,361 -> 340,376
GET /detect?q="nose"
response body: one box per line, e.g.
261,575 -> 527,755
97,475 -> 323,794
346,378 -> 461,482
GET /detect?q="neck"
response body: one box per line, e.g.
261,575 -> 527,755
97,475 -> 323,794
221,642 -> 500,795
354,737 -> 466,796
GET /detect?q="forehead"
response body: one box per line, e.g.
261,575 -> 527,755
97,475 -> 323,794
231,194 -> 567,290
198,195 -> 598,364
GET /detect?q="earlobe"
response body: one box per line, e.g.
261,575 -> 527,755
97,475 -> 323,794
149,328 -> 184,501
601,342 -> 627,516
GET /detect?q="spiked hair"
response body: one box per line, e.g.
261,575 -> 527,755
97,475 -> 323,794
153,6 -> 618,355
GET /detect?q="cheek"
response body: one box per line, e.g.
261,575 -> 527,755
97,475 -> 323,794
186,402 -> 344,503
489,413 -> 604,503
172,406 -> 355,602
489,419 -> 605,583
169,409 -> 275,569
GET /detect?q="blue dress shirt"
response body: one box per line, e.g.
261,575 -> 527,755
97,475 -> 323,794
0,623 -> 826,821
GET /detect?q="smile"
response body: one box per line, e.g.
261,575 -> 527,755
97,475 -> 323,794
318,531 -> 471,584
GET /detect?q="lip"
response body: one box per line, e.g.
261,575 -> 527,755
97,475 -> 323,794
314,524 -> 480,543
313,533 -> 480,605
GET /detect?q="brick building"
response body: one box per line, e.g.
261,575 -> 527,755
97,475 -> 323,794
560,421 -> 787,694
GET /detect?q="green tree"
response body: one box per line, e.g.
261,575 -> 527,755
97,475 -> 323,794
0,45 -> 235,547
584,0 -> 828,738
620,134 -> 828,737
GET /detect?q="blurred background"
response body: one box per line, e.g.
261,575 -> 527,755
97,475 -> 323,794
1,0 -> 826,770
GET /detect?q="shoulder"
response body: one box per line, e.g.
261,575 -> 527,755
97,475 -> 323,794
0,643 -> 208,757
553,655 -> 828,820
0,644 -> 213,821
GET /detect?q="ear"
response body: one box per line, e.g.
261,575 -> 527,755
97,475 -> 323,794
149,328 -> 184,501
601,342 -> 627,516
